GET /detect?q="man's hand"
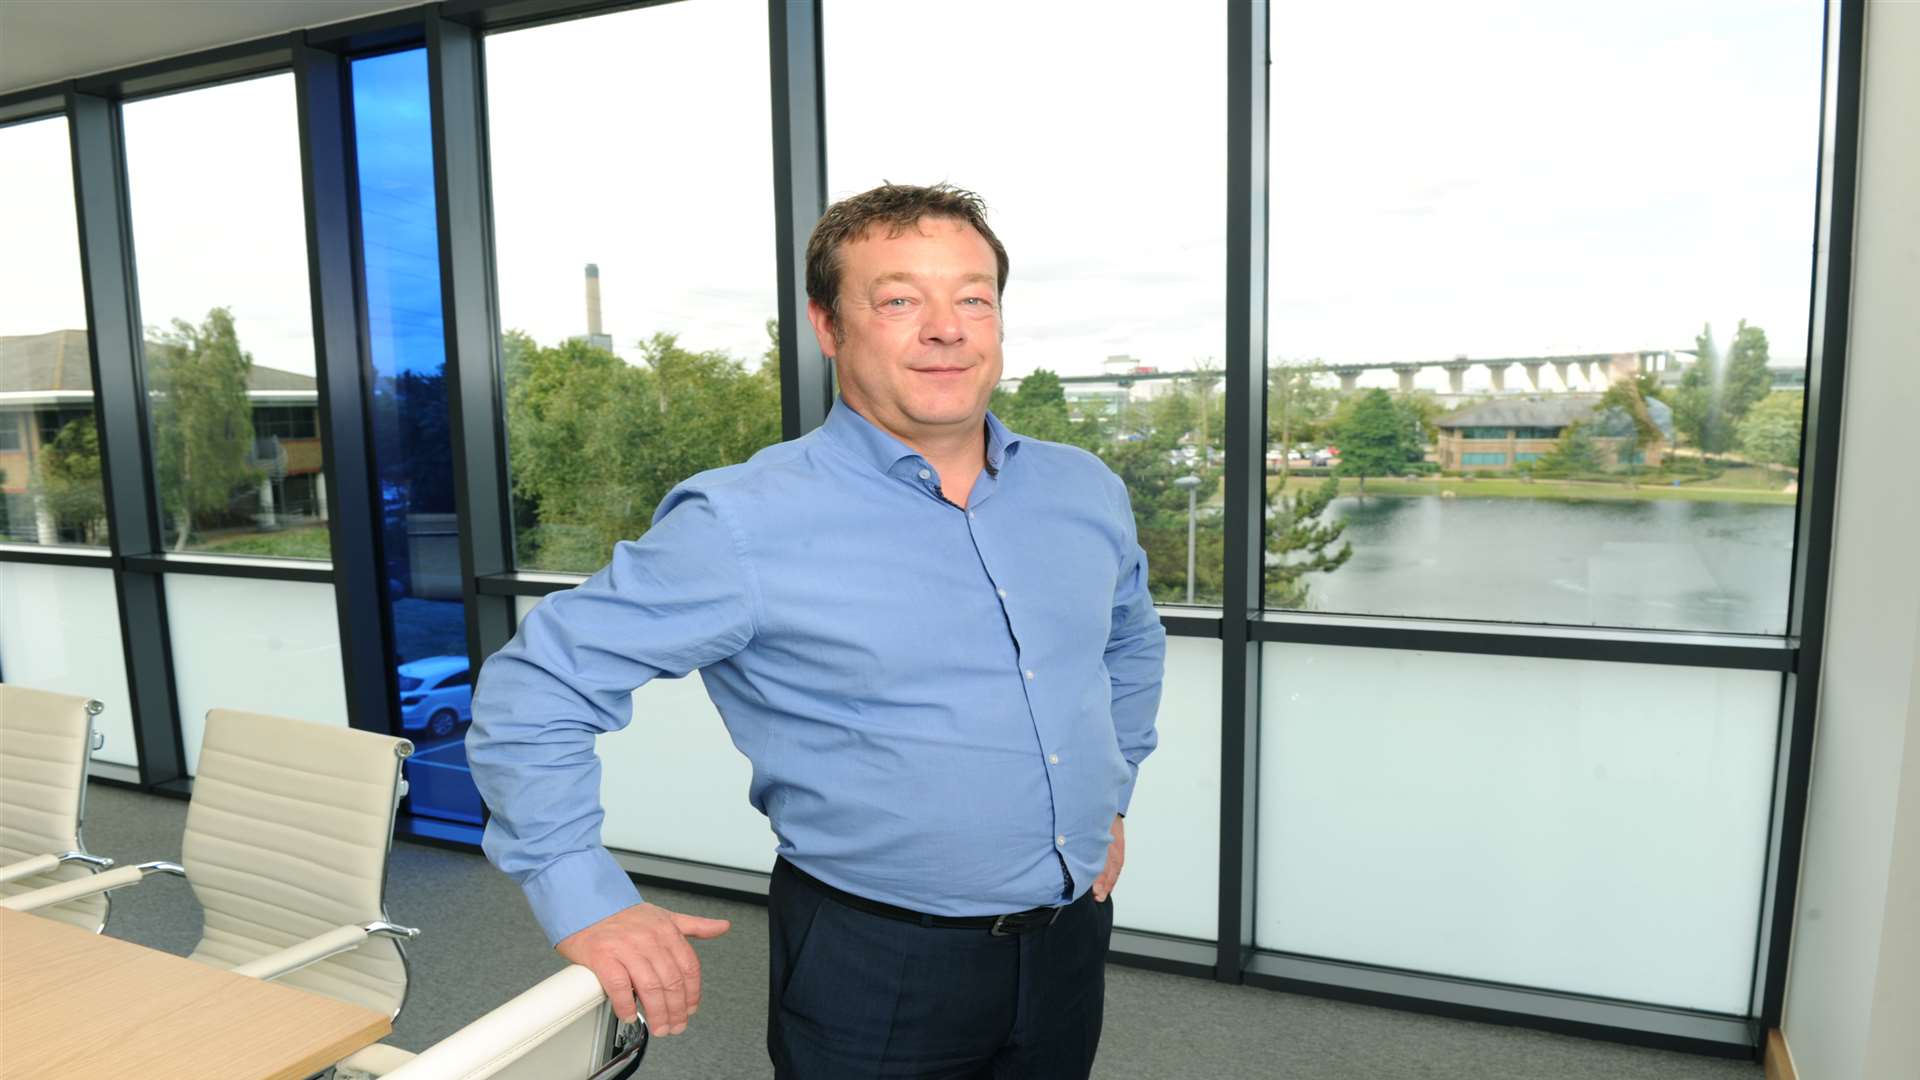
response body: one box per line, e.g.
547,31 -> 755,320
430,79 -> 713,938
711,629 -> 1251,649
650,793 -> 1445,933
1092,814 -> 1125,903
555,902 -> 731,1035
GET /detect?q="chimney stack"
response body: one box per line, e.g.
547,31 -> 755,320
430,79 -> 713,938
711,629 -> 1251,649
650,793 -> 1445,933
585,263 -> 604,338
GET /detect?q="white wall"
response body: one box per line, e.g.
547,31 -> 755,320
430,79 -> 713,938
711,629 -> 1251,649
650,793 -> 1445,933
1781,2 -> 1920,1076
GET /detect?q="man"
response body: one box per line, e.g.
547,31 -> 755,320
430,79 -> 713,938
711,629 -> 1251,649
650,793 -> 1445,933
469,182 -> 1166,1078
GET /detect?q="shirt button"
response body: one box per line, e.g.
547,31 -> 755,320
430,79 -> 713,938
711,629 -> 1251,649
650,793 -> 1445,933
1024,669 -> 1035,680
1055,835 -> 1066,847
1048,753 -> 1060,765
918,468 -> 931,480
997,588 -> 1007,599
969,510 -> 976,519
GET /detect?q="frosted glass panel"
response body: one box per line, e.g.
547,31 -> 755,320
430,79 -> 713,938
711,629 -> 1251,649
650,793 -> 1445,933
167,574 -> 346,774
0,562 -> 136,767
514,595 -> 777,872
1258,644 -> 1778,1012
1115,629 -> 1220,940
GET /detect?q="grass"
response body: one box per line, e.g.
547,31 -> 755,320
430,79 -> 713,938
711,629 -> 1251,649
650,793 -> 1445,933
1268,473 -> 1797,506
192,524 -> 334,559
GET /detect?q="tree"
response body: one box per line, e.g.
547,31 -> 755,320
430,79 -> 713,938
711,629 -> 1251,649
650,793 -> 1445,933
1535,421 -> 1603,476
1268,360 -> 1334,481
1674,320 -> 1773,465
1739,391 -> 1804,474
1264,476 -> 1350,608
32,418 -> 107,543
505,330 -> 781,571
147,308 -> 259,549
1597,377 -> 1662,480
1332,389 -> 1410,495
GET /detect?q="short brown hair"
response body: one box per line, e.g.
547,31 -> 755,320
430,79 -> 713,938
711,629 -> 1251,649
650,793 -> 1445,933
805,182 -> 1010,333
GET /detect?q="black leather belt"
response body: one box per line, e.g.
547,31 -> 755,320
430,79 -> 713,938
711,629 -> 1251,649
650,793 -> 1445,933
779,858 -> 1064,936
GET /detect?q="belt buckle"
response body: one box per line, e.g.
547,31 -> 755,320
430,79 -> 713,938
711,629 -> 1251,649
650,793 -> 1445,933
990,913 -> 1015,937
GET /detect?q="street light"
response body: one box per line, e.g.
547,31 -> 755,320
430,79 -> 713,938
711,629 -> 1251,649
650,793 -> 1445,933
1173,474 -> 1201,605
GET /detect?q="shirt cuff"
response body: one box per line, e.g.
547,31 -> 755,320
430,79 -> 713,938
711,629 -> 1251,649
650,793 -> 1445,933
521,847 -> 644,947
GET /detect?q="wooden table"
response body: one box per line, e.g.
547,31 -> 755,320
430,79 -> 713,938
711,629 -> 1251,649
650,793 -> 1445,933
0,908 -> 390,1079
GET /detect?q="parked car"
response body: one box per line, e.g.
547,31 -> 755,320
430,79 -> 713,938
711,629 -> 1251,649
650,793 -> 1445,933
398,655 -> 473,739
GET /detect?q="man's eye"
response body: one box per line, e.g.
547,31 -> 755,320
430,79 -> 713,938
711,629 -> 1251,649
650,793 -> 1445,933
882,298 -> 910,307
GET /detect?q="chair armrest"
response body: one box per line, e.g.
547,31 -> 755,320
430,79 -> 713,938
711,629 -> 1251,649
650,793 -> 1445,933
377,965 -> 645,1080
0,861 -> 180,911
231,920 -> 420,981
0,851 -> 114,885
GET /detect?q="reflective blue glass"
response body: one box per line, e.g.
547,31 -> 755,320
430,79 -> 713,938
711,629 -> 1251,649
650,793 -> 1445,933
352,48 -> 481,826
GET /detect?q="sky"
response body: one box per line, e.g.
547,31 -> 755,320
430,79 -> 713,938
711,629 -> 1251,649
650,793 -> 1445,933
1,0 -> 1825,395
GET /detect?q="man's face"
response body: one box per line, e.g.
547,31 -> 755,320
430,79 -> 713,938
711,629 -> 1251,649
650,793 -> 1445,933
807,216 -> 1004,446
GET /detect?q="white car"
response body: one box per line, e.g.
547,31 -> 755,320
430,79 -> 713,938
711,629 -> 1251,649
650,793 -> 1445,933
398,655 -> 473,739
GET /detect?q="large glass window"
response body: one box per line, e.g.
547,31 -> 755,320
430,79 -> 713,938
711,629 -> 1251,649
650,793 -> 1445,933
0,562 -> 135,770
352,48 -> 476,825
121,77 -> 329,558
0,116 -> 108,547
826,1 -> 1227,606
1263,3 -> 1822,633
486,0 -> 783,575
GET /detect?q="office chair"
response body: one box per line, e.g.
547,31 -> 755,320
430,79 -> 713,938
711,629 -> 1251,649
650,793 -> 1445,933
332,965 -> 647,1080
2,707 -> 422,1019
0,684 -> 114,932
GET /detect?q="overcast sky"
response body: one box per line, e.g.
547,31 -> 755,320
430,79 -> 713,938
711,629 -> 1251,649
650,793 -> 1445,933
2,0 -> 1823,395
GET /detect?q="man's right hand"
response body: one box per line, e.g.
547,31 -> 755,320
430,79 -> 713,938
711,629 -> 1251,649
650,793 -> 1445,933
555,902 -> 732,1035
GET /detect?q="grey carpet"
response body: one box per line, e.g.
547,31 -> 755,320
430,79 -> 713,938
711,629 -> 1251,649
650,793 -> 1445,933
77,782 -> 1761,1079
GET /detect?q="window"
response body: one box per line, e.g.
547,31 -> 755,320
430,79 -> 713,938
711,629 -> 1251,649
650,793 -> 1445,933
1264,4 -> 1821,633
486,0 -> 783,575
0,116 -> 108,547
121,76 -> 329,558
1514,452 -> 1546,464
435,670 -> 471,689
827,0 -> 1226,606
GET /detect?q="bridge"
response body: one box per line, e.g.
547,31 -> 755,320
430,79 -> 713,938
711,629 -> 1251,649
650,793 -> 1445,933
1040,350 -> 1684,394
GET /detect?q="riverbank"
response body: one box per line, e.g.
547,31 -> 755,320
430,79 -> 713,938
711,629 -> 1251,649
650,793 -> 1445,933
1269,474 -> 1797,506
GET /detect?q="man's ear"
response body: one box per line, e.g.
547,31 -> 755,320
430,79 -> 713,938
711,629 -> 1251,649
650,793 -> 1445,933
805,298 -> 839,358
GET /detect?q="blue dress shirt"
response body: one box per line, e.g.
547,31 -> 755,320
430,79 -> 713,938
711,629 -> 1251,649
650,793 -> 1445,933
468,400 -> 1166,946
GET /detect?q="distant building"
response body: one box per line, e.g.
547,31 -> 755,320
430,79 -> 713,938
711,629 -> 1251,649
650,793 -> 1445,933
0,329 -> 325,542
1435,393 -> 1674,471
569,263 -> 615,353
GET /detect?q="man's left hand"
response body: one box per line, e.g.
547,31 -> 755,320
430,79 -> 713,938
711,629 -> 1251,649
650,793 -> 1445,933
1092,814 -> 1125,903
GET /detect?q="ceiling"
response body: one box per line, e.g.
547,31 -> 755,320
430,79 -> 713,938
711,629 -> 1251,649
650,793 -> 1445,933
0,0 -> 421,95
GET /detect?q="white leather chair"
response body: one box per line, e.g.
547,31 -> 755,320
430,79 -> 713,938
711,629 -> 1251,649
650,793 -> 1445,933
3,707 -> 421,1018
0,684 -> 115,932
333,965 -> 647,1080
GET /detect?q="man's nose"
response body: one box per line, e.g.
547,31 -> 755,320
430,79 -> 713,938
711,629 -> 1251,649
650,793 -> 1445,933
919,299 -> 965,345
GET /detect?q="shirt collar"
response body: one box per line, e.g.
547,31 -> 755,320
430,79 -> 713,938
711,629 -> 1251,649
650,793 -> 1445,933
821,398 -> 1024,479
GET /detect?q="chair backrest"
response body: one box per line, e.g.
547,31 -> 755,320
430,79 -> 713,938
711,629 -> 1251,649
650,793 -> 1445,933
0,684 -> 108,932
184,708 -> 413,1018
380,965 -> 642,1080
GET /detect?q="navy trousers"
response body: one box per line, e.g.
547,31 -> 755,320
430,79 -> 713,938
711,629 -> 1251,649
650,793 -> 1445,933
767,858 -> 1113,1079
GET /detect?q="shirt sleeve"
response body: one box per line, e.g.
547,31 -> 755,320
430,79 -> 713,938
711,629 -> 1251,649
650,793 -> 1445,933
466,486 -> 760,946
1104,473 -> 1167,815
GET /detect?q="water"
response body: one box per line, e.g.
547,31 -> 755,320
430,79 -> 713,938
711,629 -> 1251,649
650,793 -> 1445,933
1289,496 -> 1796,635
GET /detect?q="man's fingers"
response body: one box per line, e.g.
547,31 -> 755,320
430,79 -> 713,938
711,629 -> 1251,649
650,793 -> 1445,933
671,912 -> 732,939
629,951 -> 678,1037
592,958 -> 640,1024
665,928 -> 704,1019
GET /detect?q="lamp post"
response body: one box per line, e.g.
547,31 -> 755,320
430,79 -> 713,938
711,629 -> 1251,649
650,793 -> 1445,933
1173,474 -> 1201,605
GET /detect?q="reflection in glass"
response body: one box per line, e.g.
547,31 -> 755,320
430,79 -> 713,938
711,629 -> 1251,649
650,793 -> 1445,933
1262,4 -> 1822,631
825,1 -> 1227,605
486,0 -> 782,574
352,49 -> 479,825
0,117 -> 108,546
121,76 -> 330,557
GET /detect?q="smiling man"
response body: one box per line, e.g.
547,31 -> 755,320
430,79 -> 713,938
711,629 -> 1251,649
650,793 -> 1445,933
468,183 -> 1166,1079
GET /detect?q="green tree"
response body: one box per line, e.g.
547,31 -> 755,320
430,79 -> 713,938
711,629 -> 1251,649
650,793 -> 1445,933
1535,421 -> 1604,476
1739,391 -> 1805,474
989,369 -> 1108,452
32,418 -> 107,543
1597,377 -> 1663,480
1674,320 -> 1773,465
1264,476 -> 1350,608
1332,389 -> 1411,495
505,330 -> 781,571
147,308 -> 259,549
1268,360 -> 1334,480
